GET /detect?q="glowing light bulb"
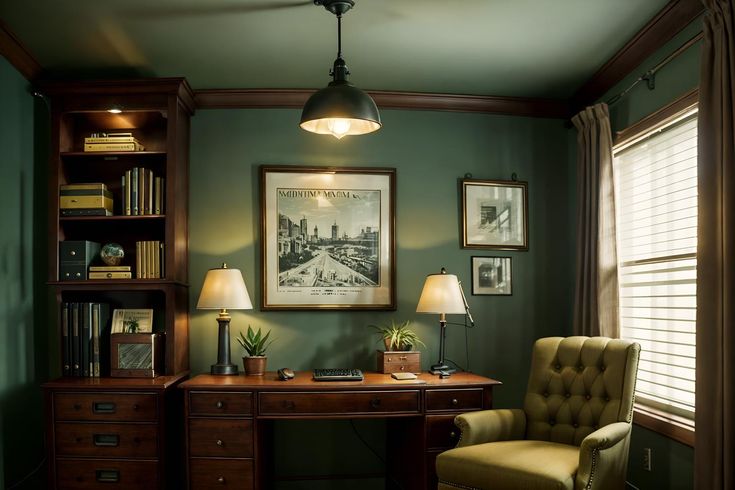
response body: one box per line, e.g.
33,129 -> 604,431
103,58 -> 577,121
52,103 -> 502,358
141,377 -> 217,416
107,107 -> 122,114
327,118 -> 351,139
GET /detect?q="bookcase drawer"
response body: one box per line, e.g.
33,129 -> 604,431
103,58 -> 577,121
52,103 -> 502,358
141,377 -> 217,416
189,458 -> 254,490
425,388 -> 484,412
426,415 -> 460,449
55,422 -> 158,458
260,390 -> 420,415
56,459 -> 159,489
189,418 -> 253,458
54,392 -> 158,421
189,391 -> 253,416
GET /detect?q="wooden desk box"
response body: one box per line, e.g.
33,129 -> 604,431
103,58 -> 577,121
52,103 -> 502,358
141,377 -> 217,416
377,350 -> 420,374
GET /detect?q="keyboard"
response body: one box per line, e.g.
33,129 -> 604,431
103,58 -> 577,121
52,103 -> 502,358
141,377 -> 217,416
313,368 -> 364,381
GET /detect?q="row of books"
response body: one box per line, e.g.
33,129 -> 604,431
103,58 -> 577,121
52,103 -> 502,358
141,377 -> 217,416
61,302 -> 110,377
84,132 -> 145,152
137,241 -> 165,279
122,167 -> 164,216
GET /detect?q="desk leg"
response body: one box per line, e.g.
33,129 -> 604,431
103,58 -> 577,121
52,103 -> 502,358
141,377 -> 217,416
386,417 -> 426,490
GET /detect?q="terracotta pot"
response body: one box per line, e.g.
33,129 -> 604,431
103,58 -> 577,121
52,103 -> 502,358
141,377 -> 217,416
243,356 -> 267,376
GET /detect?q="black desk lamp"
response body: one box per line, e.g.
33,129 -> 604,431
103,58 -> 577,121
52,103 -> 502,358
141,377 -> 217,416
197,263 -> 253,375
416,267 -> 468,375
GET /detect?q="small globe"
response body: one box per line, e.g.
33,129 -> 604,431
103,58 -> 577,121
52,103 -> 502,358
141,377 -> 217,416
100,243 -> 125,266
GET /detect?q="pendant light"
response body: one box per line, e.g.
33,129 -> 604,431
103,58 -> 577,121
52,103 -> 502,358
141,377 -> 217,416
300,0 -> 381,139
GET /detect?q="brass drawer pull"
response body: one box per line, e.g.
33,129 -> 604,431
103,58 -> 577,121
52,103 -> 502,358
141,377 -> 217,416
370,398 -> 381,409
92,402 -> 116,414
450,431 -> 457,439
96,469 -> 119,483
399,356 -> 408,361
282,400 -> 296,410
216,439 -> 224,447
215,401 -> 224,409
451,398 -> 459,406
217,476 -> 225,483
93,434 -> 120,447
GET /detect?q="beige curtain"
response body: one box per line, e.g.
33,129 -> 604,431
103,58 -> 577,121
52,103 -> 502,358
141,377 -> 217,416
572,104 -> 619,338
696,1 -> 735,489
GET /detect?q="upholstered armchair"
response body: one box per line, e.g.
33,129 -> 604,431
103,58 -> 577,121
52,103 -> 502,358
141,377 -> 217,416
436,336 -> 640,490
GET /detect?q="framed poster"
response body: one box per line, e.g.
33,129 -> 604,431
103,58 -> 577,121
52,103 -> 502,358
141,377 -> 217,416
461,179 -> 528,250
260,165 -> 396,310
471,256 -> 512,295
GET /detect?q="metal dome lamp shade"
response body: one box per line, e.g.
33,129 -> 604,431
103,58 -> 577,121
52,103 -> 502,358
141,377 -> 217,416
300,0 -> 381,139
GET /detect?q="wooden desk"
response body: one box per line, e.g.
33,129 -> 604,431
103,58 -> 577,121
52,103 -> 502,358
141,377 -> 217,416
180,371 -> 501,489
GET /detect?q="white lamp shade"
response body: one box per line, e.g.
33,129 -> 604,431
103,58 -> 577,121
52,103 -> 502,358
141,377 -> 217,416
197,266 -> 253,310
416,272 -> 467,314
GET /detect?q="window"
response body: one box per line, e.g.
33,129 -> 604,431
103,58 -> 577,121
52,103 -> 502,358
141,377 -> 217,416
612,97 -> 698,440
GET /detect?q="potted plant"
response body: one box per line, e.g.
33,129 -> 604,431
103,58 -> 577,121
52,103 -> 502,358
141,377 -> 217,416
237,326 -> 274,376
371,320 -> 426,351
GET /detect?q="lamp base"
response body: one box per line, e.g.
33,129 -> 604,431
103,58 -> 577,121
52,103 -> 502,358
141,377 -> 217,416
430,363 -> 456,375
211,363 -> 239,376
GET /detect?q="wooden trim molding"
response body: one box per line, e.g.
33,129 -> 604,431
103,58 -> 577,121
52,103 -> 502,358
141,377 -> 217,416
0,19 -> 42,80
633,405 -> 695,447
572,0 -> 704,112
193,88 -> 570,118
614,87 -> 698,147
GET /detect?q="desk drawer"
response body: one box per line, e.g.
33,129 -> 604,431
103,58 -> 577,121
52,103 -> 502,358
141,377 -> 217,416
56,459 -> 159,489
426,388 -> 484,412
189,391 -> 253,416
426,415 -> 460,449
189,458 -> 254,489
189,418 -> 253,457
54,393 -> 157,422
56,422 -> 158,458
260,390 -> 420,416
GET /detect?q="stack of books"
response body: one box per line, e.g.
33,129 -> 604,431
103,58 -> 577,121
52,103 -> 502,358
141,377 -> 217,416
136,241 -> 165,279
60,183 -> 113,216
61,302 -> 110,377
84,132 -> 145,152
122,167 -> 164,216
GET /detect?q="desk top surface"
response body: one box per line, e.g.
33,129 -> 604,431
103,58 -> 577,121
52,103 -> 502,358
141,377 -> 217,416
181,371 -> 501,390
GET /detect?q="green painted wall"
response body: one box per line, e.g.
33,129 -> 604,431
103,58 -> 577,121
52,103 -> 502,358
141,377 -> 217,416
189,108 -> 575,487
597,17 -> 702,490
0,56 -> 47,489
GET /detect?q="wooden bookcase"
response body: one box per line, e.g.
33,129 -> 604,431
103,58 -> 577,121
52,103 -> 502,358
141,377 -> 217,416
40,79 -> 194,489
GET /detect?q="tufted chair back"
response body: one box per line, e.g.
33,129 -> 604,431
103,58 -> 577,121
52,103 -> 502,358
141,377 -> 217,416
523,336 -> 640,446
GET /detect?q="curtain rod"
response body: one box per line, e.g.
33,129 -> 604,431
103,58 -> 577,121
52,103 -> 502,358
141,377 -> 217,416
606,31 -> 703,107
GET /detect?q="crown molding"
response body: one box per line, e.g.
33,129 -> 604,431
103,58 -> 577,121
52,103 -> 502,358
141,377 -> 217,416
0,19 -> 42,81
571,0 -> 704,113
193,88 -> 570,118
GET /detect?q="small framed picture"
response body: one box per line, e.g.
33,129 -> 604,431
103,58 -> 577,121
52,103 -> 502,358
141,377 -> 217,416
110,333 -> 164,378
461,179 -> 528,250
471,256 -> 512,296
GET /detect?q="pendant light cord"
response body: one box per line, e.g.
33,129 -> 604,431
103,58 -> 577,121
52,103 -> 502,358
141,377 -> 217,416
337,14 -> 342,59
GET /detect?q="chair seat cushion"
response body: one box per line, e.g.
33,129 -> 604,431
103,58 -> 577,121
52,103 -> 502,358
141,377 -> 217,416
436,440 -> 579,490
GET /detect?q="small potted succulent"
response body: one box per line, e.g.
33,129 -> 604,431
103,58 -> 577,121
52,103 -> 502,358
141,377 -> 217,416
371,320 -> 426,351
237,326 -> 274,376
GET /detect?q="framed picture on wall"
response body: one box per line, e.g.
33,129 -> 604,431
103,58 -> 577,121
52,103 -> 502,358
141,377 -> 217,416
471,256 -> 512,296
461,179 -> 528,250
260,165 -> 396,310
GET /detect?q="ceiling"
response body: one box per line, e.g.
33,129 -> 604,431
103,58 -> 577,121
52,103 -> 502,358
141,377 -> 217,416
0,0 -> 670,99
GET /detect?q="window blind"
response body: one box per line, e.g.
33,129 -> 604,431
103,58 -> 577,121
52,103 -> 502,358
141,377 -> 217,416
613,110 -> 698,421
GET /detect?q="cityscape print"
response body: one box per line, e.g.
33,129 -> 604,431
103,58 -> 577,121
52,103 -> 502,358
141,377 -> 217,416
276,188 -> 380,288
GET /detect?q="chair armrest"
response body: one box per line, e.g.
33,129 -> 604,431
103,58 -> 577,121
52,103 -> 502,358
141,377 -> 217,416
576,422 -> 632,490
454,409 -> 527,447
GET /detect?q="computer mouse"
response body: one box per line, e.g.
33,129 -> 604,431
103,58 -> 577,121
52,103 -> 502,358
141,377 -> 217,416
278,368 -> 295,380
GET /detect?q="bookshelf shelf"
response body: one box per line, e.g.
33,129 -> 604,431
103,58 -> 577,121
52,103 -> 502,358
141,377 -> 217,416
41,78 -> 193,489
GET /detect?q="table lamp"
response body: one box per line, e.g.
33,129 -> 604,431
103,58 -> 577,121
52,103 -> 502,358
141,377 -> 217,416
197,263 -> 253,375
416,267 -> 468,375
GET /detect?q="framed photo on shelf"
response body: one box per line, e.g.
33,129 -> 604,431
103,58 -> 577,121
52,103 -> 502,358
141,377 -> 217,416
471,256 -> 512,295
111,309 -> 153,334
461,179 -> 528,250
260,165 -> 396,310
